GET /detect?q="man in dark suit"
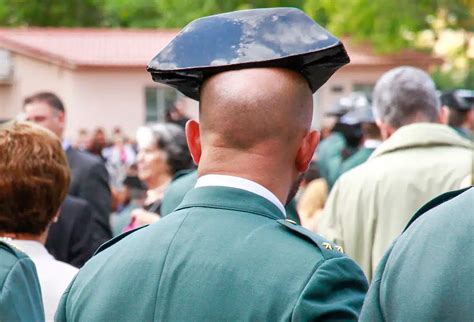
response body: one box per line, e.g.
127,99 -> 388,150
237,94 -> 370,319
24,92 -> 112,247
46,195 -> 96,267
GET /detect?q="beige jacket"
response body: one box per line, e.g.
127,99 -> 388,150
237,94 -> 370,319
316,123 -> 473,281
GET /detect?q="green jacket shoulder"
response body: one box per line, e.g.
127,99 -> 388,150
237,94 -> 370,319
0,240 -> 45,322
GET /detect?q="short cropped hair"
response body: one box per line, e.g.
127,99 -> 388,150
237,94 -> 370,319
372,66 -> 440,129
23,92 -> 65,113
0,122 -> 70,235
137,123 -> 193,175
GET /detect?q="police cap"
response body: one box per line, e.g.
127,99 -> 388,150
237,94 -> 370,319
440,90 -> 474,111
147,8 -> 350,101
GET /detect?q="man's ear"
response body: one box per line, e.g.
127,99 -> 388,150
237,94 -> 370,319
57,110 -> 66,131
439,106 -> 449,124
185,120 -> 202,165
376,119 -> 393,140
466,110 -> 474,130
296,130 -> 320,172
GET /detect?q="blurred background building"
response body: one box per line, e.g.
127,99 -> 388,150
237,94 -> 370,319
0,1 -> 472,140
0,28 -> 441,140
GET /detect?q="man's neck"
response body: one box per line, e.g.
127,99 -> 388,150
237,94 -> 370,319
196,174 -> 286,216
198,153 -> 293,206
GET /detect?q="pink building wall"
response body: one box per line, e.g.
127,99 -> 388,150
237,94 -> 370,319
0,52 -> 433,140
0,53 -> 198,140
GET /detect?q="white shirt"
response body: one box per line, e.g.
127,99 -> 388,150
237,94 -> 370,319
195,174 -> 286,216
61,139 -> 71,151
9,240 -> 78,322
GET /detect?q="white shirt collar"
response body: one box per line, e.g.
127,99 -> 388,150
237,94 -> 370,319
62,139 -> 71,151
195,174 -> 286,216
7,239 -> 53,260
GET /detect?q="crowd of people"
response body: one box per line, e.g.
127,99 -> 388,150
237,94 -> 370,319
0,7 -> 473,322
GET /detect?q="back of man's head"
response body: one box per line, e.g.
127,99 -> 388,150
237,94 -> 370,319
372,66 -> 440,129
199,68 -> 313,152
186,68 -> 318,203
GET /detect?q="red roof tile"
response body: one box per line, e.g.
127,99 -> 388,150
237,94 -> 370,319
0,28 -> 442,68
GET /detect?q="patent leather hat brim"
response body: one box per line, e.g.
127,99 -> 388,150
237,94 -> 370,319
147,8 -> 350,101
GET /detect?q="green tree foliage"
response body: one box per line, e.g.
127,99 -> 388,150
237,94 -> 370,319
0,0 -> 471,88
1,0 -> 470,37
0,0 -> 103,27
0,0 -> 305,28
303,0 -> 473,53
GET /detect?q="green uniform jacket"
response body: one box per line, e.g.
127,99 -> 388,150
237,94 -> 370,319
161,170 -> 302,224
452,126 -> 472,140
316,132 -> 346,184
0,240 -> 45,322
57,187 -> 368,321
360,187 -> 474,321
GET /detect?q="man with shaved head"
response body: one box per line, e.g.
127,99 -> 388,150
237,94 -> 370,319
57,8 -> 368,321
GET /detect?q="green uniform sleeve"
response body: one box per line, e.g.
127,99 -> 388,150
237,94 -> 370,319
54,284 -> 71,321
359,278 -> 384,321
293,256 -> 368,321
0,257 -> 45,322
358,248 -> 391,321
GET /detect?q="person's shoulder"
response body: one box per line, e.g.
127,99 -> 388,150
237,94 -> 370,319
169,170 -> 198,193
404,187 -> 473,233
0,241 -> 44,321
63,195 -> 90,209
161,170 -> 198,216
0,240 -> 36,282
93,225 -> 149,256
274,219 -> 347,260
66,148 -> 104,168
0,240 -> 28,266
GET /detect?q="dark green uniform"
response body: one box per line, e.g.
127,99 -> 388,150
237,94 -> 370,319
161,170 -> 302,224
451,126 -> 472,140
0,240 -> 45,322
57,187 -> 368,321
360,187 -> 474,321
160,170 -> 198,217
316,132 -> 346,184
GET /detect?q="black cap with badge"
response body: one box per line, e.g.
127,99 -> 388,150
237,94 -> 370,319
147,7 -> 350,101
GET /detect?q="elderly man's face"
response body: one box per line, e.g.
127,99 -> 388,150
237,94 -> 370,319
24,101 -> 64,138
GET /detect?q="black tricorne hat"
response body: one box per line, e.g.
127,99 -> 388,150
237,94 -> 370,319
326,92 -> 370,118
147,8 -> 350,101
440,90 -> 474,111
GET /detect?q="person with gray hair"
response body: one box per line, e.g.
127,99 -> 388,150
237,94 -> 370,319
317,66 -> 472,281
128,123 -> 193,228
